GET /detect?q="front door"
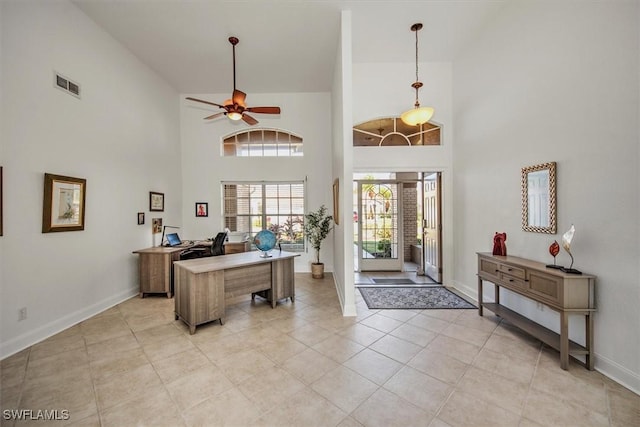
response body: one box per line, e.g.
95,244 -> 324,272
422,172 -> 442,282
357,181 -> 403,271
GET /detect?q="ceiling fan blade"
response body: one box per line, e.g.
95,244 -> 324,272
246,106 -> 281,114
241,113 -> 258,126
203,112 -> 225,120
232,90 -> 247,107
186,97 -> 225,109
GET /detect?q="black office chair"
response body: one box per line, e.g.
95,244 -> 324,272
210,232 -> 227,256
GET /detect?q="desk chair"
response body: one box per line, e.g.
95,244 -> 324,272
210,232 -> 227,256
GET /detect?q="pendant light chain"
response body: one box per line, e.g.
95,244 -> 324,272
401,22 -> 434,126
415,27 -> 420,106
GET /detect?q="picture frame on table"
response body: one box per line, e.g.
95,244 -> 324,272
149,191 -> 164,212
42,173 -> 86,233
195,202 -> 208,217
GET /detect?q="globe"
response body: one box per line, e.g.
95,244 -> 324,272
254,230 -> 277,257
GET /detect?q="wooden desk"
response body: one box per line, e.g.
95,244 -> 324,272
477,252 -> 596,370
173,251 -> 299,334
132,242 -> 210,298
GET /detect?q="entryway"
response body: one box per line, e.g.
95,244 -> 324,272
353,171 -> 442,283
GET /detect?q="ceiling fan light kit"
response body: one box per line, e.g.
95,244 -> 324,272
186,36 -> 281,126
401,23 -> 435,126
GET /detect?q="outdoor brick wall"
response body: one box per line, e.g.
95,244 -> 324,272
403,183 -> 418,260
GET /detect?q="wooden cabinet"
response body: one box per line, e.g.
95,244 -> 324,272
133,247 -> 185,298
477,252 -> 596,370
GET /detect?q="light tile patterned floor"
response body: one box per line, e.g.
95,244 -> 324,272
1,273 -> 638,426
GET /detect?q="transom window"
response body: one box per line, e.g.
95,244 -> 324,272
222,129 -> 303,157
223,182 -> 305,252
353,117 -> 441,146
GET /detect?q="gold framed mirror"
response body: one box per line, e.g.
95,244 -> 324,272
522,162 -> 556,234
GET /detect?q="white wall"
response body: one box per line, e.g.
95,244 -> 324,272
0,1 -> 181,358
179,92 -> 333,272
453,1 -> 639,392
332,10 -> 356,316
352,61 -> 455,285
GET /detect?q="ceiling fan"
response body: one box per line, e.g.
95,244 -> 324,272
186,37 -> 281,126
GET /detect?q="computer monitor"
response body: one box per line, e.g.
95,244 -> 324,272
165,233 -> 182,247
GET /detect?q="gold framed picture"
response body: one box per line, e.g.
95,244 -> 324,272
42,173 -> 86,233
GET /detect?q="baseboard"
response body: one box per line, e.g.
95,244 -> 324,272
450,279 -> 481,304
333,274 -> 357,316
595,353 -> 640,395
0,287 -> 138,360
449,279 -> 639,395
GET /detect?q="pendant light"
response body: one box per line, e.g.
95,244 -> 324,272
400,23 -> 434,126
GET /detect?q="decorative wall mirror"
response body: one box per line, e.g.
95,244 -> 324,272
522,162 -> 556,234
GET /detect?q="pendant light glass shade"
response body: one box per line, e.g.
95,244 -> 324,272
401,106 -> 434,126
401,23 -> 434,126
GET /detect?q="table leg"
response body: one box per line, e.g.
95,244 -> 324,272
586,312 -> 594,370
560,312 -> 569,370
477,277 -> 483,316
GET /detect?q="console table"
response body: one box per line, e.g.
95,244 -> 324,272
477,252 -> 596,370
173,251 -> 299,334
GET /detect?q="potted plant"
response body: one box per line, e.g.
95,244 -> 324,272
304,205 -> 333,279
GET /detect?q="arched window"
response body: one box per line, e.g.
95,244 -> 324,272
222,128 -> 303,157
353,117 -> 441,146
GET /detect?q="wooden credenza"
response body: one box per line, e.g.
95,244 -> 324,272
477,252 -> 596,370
173,251 -> 299,334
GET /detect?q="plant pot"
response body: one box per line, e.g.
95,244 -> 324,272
311,263 -> 324,279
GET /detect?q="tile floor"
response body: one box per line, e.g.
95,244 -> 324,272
1,274 -> 638,427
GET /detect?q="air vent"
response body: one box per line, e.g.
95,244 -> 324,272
53,71 -> 81,99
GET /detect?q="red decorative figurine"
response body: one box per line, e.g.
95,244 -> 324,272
492,232 -> 507,256
546,240 -> 563,269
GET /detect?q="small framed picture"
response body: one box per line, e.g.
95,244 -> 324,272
149,191 -> 164,212
137,212 -> 145,225
152,217 -> 162,234
195,202 -> 208,217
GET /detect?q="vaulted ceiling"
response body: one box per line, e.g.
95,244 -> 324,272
73,0 -> 505,94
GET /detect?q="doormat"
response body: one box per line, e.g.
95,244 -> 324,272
372,278 -> 418,284
358,286 -> 476,310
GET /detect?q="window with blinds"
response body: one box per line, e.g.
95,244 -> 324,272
222,129 -> 303,157
223,182 -> 305,252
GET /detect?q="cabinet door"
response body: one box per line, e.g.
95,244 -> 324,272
528,270 -> 562,305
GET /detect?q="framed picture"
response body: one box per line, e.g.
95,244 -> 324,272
333,178 -> 340,225
149,191 -> 164,212
137,212 -> 145,225
152,217 -> 162,234
42,173 -> 86,233
195,202 -> 208,217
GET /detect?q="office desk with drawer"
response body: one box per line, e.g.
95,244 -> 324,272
173,251 -> 299,334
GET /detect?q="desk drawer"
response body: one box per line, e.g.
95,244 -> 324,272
224,263 -> 271,297
498,263 -> 525,280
